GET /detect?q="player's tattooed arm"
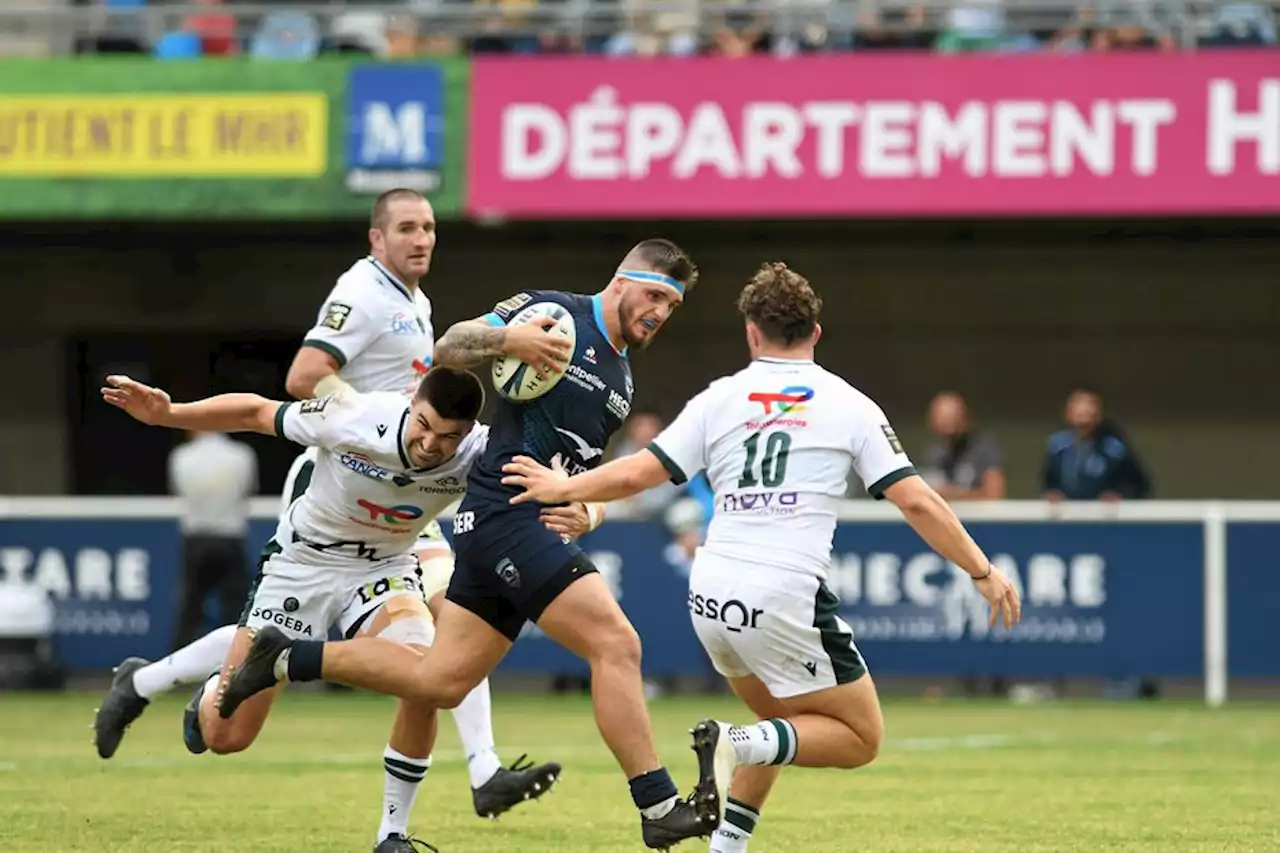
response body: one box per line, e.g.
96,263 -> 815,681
433,319 -> 509,368
435,316 -> 573,375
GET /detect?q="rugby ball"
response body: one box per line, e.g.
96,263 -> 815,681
491,302 -> 577,402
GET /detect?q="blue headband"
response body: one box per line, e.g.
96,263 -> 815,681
617,269 -> 685,294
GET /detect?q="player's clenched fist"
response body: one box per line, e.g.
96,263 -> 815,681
505,317 -> 573,378
101,375 -> 172,426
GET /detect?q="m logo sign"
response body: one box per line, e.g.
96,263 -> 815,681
346,66 -> 446,194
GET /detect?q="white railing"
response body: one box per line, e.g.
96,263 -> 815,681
2,496 -> 1275,705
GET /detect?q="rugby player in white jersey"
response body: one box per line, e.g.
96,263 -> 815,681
501,262 -> 1023,853
93,189 -> 578,850
100,367 -> 599,852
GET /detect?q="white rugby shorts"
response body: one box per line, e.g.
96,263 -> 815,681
239,547 -> 429,640
688,551 -> 867,698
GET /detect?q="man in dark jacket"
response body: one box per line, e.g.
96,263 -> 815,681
1043,389 -> 1152,502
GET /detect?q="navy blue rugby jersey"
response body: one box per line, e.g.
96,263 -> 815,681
461,290 -> 634,513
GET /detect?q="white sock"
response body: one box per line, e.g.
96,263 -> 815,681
132,624 -> 238,700
728,719 -> 798,767
378,746 -> 430,843
710,798 -> 760,852
452,677 -> 502,789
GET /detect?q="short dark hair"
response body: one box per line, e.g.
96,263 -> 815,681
737,261 -> 823,345
371,188 -> 426,231
415,367 -> 484,421
624,238 -> 699,293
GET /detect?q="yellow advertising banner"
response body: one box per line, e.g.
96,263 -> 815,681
0,93 -> 327,177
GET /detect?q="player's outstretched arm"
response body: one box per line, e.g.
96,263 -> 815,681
503,451 -> 669,505
101,375 -> 282,437
882,474 -> 1022,629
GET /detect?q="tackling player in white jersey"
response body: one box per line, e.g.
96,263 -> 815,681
93,189 -> 578,852
502,262 -> 1022,853
100,368 -> 597,852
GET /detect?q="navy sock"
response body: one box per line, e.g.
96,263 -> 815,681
286,640 -> 325,682
628,767 -> 678,811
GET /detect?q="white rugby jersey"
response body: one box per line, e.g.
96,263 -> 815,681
649,357 -> 915,579
272,391 -> 488,569
301,256 -> 434,397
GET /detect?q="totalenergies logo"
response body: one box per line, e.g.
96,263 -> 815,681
747,386 -> 814,416
356,499 -> 424,525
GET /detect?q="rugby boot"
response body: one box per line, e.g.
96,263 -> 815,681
93,657 -> 150,759
472,754 -> 562,818
640,796 -> 715,850
182,681 -> 208,755
372,833 -> 438,853
690,719 -> 738,826
217,626 -> 290,719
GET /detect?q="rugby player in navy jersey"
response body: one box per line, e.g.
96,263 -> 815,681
219,240 -> 728,849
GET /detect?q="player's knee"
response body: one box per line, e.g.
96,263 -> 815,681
203,721 -> 256,755
591,619 -> 642,672
432,673 -> 477,709
834,716 -> 882,769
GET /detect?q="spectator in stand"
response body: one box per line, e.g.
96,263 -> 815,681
852,3 -> 937,50
1042,388 -> 1152,502
183,0 -> 237,56
920,391 -> 1006,500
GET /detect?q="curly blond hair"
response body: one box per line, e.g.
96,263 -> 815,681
736,261 -> 822,344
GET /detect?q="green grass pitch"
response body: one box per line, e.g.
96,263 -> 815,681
1,690 -> 1277,852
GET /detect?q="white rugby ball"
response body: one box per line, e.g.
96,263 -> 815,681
491,301 -> 577,402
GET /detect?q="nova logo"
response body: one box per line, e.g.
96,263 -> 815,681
722,491 -> 799,512
748,386 -> 814,416
346,67 -> 444,193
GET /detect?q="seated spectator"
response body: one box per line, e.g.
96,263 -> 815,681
328,11 -> 390,56
1042,388 -> 1152,502
605,10 -> 699,57
183,0 -> 237,56
706,9 -> 772,57
934,0 -> 1008,52
1090,1 -> 1176,50
250,10 -> 320,60
920,391 -> 1006,500
1199,3 -> 1277,47
852,4 -> 936,50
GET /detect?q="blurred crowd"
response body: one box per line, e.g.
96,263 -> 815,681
610,386 -> 1153,556
32,0 -> 1279,59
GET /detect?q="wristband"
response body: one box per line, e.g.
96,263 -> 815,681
583,502 -> 605,532
313,374 -> 355,399
974,565 -> 992,580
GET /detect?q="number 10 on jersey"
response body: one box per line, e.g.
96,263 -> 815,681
739,431 -> 791,488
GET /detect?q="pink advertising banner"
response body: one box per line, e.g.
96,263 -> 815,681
468,53 -> 1280,218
